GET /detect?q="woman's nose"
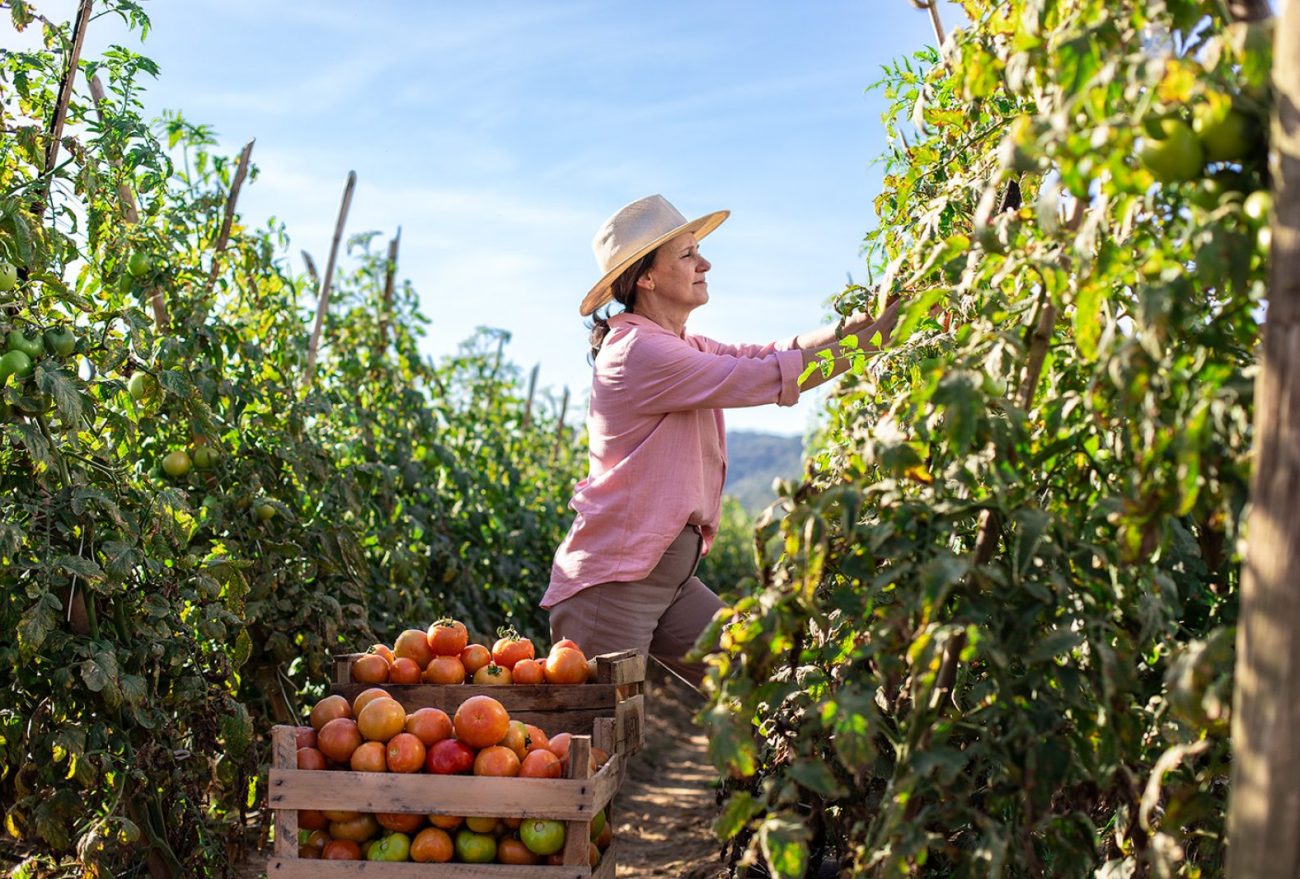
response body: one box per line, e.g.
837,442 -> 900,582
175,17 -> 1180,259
698,256 -> 711,272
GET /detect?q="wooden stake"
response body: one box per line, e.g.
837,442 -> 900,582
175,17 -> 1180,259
40,0 -> 93,185
909,0 -> 946,53
203,139 -> 255,295
1228,1 -> 1300,875
523,363 -> 540,428
88,75 -> 140,224
551,386 -> 570,463
377,227 -> 401,351
304,171 -> 356,385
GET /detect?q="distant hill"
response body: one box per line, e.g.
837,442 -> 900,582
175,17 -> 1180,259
724,430 -> 805,514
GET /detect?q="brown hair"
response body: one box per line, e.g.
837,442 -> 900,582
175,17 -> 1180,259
587,248 -> 657,362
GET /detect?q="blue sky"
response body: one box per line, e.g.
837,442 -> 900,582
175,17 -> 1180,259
20,0 -> 958,436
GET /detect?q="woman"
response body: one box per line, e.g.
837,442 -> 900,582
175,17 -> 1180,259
542,195 -> 898,689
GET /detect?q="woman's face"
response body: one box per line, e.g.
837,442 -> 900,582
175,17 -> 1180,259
639,232 -> 712,316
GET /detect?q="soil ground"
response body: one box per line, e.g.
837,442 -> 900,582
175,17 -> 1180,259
235,663 -> 731,878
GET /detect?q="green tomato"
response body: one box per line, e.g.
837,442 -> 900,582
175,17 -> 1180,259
366,832 -> 411,862
453,829 -> 497,864
128,372 -> 156,402
1137,118 -> 1204,183
162,450 -> 193,479
0,350 -> 33,384
519,819 -> 566,856
6,329 -> 45,360
590,809 -> 606,841
1243,190 -> 1272,225
43,327 -> 77,357
1258,224 -> 1272,257
254,502 -> 276,523
192,445 -> 220,469
1193,102 -> 1258,163
127,251 -> 152,278
0,260 -> 16,292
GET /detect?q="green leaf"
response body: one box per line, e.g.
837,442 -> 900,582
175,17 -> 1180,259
17,592 -> 60,659
1028,628 -> 1083,664
757,816 -> 811,879
787,760 -> 845,798
34,365 -> 83,422
713,791 -> 759,839
55,554 -> 103,582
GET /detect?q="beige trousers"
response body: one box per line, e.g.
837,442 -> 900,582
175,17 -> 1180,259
548,525 -> 725,690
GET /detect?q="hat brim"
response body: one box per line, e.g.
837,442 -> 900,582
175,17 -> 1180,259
579,209 -> 730,316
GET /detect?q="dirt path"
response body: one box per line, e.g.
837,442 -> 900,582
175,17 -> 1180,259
614,666 -> 728,878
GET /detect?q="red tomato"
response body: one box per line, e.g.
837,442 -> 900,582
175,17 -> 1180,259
544,647 -> 590,685
426,619 -> 469,656
425,738 -> 475,775
491,632 -> 535,670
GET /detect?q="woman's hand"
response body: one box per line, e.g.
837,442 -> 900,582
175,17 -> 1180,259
794,298 -> 902,392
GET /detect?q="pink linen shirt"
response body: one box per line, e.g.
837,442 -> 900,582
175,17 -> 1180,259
542,312 -> 803,608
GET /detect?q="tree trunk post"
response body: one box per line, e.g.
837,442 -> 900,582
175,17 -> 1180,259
1227,3 -> 1300,876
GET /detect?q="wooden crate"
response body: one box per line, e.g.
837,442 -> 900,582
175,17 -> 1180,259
330,650 -> 646,756
265,721 -> 619,877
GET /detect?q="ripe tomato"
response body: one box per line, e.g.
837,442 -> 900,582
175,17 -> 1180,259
427,814 -> 464,831
298,810 -> 328,831
594,820 -> 613,850
393,628 -> 435,669
491,632 -> 535,670
385,732 -> 426,773
460,644 -> 491,676
309,694 -> 351,730
500,721 -> 528,759
473,745 -> 521,777
422,654 -> 466,685
316,717 -> 362,764
294,726 -> 317,750
321,839 -> 362,860
376,812 -> 425,834
388,656 -> 422,685
351,653 -> 390,684
357,697 -> 407,742
297,844 -> 322,859
425,739 -> 475,775
351,687 -> 392,718
426,619 -> 469,656
511,658 -> 544,685
550,638 -> 582,654
405,707 -> 453,746
519,819 -> 566,856
453,695 -> 511,749
349,741 -> 387,772
519,749 -> 562,779
544,647 -> 590,685
465,816 -> 499,834
473,662 -> 513,686
296,747 -> 327,771
524,724 -> 550,754
329,813 -> 380,843
497,837 -> 541,865
454,829 -> 497,864
371,643 -> 395,664
547,732 -> 572,767
410,826 -> 454,863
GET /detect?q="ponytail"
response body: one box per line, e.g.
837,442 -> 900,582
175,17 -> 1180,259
586,249 -> 656,363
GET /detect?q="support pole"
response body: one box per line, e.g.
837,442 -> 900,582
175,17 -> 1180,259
304,171 -> 356,385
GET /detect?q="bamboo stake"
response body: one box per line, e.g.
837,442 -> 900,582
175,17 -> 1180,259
88,76 -> 139,224
909,0 -> 946,52
203,139 -> 255,295
377,227 -> 401,351
551,386 -> 570,463
523,363 -> 540,428
1228,2 -> 1300,875
304,171 -> 356,385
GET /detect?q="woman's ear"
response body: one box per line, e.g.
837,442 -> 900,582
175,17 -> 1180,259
636,273 -> 655,293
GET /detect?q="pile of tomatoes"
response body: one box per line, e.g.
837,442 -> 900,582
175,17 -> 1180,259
350,620 -> 594,687
294,689 -> 613,864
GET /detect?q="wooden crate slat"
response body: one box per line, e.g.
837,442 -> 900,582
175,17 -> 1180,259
266,859 -> 592,877
595,651 -> 645,686
330,681 -> 621,713
272,726 -> 299,857
614,693 -> 645,755
560,737 -> 593,866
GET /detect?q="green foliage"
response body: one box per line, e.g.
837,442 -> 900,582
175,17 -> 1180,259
0,3 -> 580,874
705,1 -> 1271,876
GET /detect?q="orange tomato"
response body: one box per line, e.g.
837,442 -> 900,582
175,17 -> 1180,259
299,809 -> 328,830
388,656 -> 422,685
405,707 -> 453,746
500,720 -> 528,760
427,814 -> 464,831
410,826 -> 454,863
524,724 -> 550,754
423,654 -> 467,685
297,747 -> 327,771
491,632 -> 535,670
321,839 -> 362,860
474,744 -> 521,777
473,662 -> 513,686
351,653 -> 390,684
349,740 -> 387,772
453,695 -> 511,748
547,732 -> 572,766
519,749 -> 562,779
550,638 -> 582,654
386,732 -> 427,773
498,837 -> 541,865
371,644 -> 395,664
426,619 -> 469,656
511,658 -> 544,685
460,644 -> 491,676
309,694 -> 351,731
316,717 -> 362,764
329,813 -> 379,843
393,628 -> 435,669
544,647 -> 590,685
376,811 -> 425,833
357,697 -> 407,743
351,687 -> 392,718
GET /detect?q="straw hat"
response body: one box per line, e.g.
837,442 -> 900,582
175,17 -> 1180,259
580,195 -> 729,316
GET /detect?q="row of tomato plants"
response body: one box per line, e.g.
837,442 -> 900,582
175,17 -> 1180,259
0,3 -> 586,876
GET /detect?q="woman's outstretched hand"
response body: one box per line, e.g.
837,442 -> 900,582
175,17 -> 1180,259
795,297 -> 902,392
